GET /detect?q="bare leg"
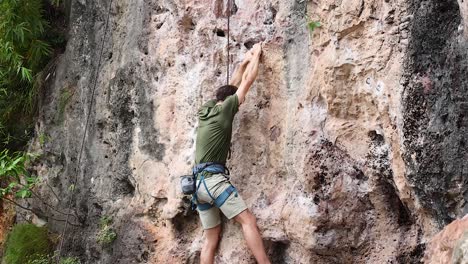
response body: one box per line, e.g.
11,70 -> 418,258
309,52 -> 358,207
200,225 -> 222,264
234,210 -> 271,264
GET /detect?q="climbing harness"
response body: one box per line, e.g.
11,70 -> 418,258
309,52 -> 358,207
56,0 -> 114,261
190,162 -> 238,211
193,174 -> 237,211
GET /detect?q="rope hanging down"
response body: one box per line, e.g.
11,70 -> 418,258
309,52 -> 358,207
226,0 -> 231,85
56,0 -> 114,261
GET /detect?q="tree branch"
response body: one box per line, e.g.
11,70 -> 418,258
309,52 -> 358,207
1,197 -> 82,227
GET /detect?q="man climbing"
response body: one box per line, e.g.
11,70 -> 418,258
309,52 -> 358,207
192,43 -> 271,264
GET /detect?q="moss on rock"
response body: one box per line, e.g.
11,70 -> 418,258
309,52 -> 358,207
2,224 -> 51,264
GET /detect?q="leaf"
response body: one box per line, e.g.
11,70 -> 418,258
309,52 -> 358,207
5,155 -> 24,174
69,184 -> 75,191
16,189 -> 32,199
0,188 -> 7,197
7,182 -> 17,189
24,152 -> 40,162
51,0 -> 61,7
20,67 -> 33,82
26,176 -> 38,184
307,21 -> 322,32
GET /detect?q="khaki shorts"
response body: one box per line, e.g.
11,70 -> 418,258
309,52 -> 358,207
196,173 -> 247,229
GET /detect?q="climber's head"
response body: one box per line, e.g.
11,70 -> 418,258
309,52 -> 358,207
215,85 -> 238,102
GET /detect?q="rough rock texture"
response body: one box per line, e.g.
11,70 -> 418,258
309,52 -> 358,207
403,0 -> 468,227
424,215 -> 468,264
454,232 -> 468,264
0,202 -> 15,252
22,0 -> 467,263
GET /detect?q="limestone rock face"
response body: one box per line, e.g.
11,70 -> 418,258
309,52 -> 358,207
27,0 -> 467,263
424,216 -> 468,264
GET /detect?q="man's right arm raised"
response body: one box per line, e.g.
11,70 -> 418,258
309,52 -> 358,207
236,44 -> 262,105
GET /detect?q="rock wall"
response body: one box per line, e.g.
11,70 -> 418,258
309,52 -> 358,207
424,215 -> 468,263
403,0 -> 468,226
26,0 -> 467,263
0,203 -> 14,251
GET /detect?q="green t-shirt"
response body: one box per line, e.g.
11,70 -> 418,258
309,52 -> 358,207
195,94 -> 239,164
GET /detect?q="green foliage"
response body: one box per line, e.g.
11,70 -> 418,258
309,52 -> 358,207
0,150 -> 38,199
97,216 -> 117,246
97,226 -> 117,246
38,132 -> 51,146
25,253 -> 81,264
50,0 -> 61,8
0,0 -> 51,82
2,224 -> 52,264
99,216 -> 113,227
307,21 -> 321,33
0,0 -> 53,150
27,254 -> 51,264
59,257 -> 81,264
57,88 -> 73,123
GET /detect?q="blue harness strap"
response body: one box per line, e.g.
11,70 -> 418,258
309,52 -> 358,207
195,184 -> 237,211
191,174 -> 205,210
191,163 -> 237,211
214,185 -> 236,208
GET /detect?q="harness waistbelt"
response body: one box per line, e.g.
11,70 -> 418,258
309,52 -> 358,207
192,162 -> 229,176
191,163 -> 236,211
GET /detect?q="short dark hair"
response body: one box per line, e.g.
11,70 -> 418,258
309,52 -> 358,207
215,85 -> 238,101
